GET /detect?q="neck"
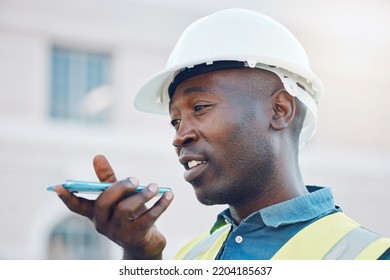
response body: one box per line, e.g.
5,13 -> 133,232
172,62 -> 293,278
229,157 -> 307,225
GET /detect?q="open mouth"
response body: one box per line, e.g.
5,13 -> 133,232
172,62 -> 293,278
183,159 -> 208,182
187,160 -> 206,170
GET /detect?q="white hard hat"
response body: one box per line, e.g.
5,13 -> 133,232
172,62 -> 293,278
134,8 -> 325,148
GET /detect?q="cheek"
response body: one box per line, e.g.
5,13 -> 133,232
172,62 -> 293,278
200,114 -> 248,167
200,114 -> 236,146
200,100 -> 270,152
218,107 -> 270,162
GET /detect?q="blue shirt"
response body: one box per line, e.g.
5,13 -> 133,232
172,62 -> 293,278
214,186 -> 338,259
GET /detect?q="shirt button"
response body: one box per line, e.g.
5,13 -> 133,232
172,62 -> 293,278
235,235 -> 243,243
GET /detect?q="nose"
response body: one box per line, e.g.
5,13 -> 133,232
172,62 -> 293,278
172,119 -> 198,149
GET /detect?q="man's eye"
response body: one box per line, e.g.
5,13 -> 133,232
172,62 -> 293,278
194,105 -> 208,112
170,119 -> 181,130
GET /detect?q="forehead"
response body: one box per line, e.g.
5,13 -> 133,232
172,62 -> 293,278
168,70 -> 239,109
168,68 -> 280,110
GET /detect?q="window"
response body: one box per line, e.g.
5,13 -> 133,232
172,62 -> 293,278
47,215 -> 110,260
50,46 -> 112,123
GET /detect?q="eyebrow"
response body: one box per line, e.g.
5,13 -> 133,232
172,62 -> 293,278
169,86 -> 217,112
183,86 -> 217,95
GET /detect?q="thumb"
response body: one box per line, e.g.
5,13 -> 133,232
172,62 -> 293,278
93,154 -> 117,183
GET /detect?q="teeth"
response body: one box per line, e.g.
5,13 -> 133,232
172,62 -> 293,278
188,160 -> 204,169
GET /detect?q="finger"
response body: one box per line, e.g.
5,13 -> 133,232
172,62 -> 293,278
111,183 -> 161,226
93,154 -> 117,183
54,185 -> 95,219
94,178 -> 140,227
129,188 -> 174,230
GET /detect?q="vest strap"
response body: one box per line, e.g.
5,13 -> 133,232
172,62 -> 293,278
272,212 -> 359,259
175,212 -> 390,260
323,226 -> 381,259
182,225 -> 230,260
174,224 -> 231,260
273,213 -> 390,259
354,237 -> 390,260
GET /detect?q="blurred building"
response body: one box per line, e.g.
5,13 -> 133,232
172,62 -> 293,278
0,0 -> 389,259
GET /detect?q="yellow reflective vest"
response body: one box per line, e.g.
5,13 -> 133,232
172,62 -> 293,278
174,212 -> 390,260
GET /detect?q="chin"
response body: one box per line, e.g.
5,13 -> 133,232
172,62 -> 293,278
196,195 -> 223,206
190,176 -> 233,205
193,186 -> 228,206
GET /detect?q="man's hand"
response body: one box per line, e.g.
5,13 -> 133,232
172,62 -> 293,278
54,154 -> 174,260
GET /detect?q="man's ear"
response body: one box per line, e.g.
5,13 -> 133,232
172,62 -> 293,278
270,90 -> 296,131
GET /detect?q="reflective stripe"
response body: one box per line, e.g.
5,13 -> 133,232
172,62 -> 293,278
323,227 -> 380,259
175,212 -> 390,260
181,224 -> 231,260
355,237 -> 390,260
272,212 -> 359,260
173,231 -> 209,260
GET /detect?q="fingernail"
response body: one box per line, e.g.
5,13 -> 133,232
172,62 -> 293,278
148,184 -> 158,192
53,185 -> 61,196
126,177 -> 139,186
165,191 -> 173,200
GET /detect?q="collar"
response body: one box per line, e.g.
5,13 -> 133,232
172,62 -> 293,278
211,186 -> 337,233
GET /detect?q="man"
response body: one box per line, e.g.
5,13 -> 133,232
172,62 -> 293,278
54,8 -> 390,259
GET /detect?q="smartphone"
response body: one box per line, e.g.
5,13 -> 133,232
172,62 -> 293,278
46,180 -> 171,195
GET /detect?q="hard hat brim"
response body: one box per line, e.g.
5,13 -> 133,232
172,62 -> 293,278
133,56 -> 325,115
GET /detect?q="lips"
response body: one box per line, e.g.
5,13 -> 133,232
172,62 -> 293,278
179,155 -> 208,182
187,160 -> 206,169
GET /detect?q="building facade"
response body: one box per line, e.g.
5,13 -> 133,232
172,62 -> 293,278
1,0 -> 389,259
